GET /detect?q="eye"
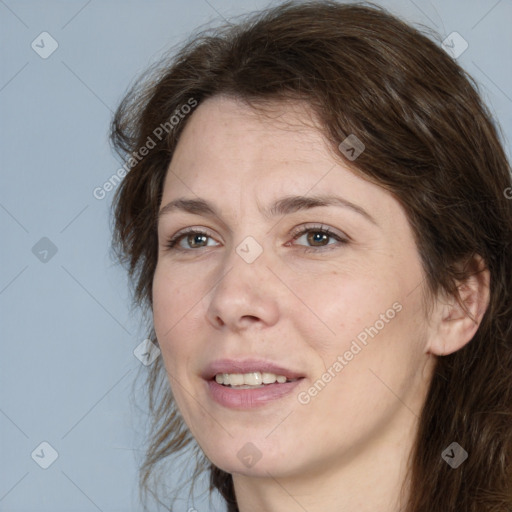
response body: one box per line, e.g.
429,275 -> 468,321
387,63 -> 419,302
165,228 -> 218,251
164,224 -> 348,253
289,224 -> 348,252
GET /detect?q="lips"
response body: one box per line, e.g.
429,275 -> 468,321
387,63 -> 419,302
202,358 -> 305,381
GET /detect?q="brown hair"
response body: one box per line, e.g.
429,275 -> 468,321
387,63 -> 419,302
109,1 -> 512,510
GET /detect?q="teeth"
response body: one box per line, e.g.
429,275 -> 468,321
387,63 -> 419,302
263,372 -> 284,384
214,372 -> 296,386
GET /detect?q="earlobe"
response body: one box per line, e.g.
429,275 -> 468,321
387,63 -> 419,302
427,255 -> 490,356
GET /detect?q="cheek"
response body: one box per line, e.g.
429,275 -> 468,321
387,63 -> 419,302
152,267 -> 199,365
152,263 -> 201,326
303,303 -> 427,433
291,264 -> 401,343
294,260 -> 427,386
151,269 -> 202,420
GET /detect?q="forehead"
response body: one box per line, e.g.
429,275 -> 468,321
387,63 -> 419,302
160,95 -> 400,228
167,95 -> 331,177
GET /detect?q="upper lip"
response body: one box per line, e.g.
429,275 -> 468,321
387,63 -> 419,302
202,358 -> 305,380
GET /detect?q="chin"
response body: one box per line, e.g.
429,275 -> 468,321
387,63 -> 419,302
202,438 -> 304,478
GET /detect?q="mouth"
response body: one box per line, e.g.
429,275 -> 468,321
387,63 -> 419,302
211,371 -> 301,388
202,359 -> 306,409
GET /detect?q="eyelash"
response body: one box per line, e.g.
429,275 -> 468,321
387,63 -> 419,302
165,224 -> 348,253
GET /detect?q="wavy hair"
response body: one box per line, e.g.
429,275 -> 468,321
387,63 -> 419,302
109,1 -> 512,510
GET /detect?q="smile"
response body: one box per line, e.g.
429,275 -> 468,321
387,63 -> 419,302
214,371 -> 299,386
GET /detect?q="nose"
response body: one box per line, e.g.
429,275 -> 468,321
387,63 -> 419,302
205,239 -> 280,331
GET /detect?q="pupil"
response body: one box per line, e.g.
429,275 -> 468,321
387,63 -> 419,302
309,232 -> 326,245
190,234 -> 206,247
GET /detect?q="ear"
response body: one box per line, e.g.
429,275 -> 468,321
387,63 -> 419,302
427,254 -> 490,356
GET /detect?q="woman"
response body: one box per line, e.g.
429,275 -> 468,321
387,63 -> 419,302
109,1 -> 512,511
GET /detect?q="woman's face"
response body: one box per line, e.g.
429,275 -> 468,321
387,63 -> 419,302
153,95 -> 437,479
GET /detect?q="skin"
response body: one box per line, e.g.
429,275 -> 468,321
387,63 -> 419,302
152,95 -> 490,512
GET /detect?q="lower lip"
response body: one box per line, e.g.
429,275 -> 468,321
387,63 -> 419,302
205,379 -> 303,409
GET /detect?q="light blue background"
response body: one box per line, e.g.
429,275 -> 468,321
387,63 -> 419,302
1,1 -> 511,511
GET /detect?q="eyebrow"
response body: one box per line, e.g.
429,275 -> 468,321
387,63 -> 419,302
158,193 -> 377,226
